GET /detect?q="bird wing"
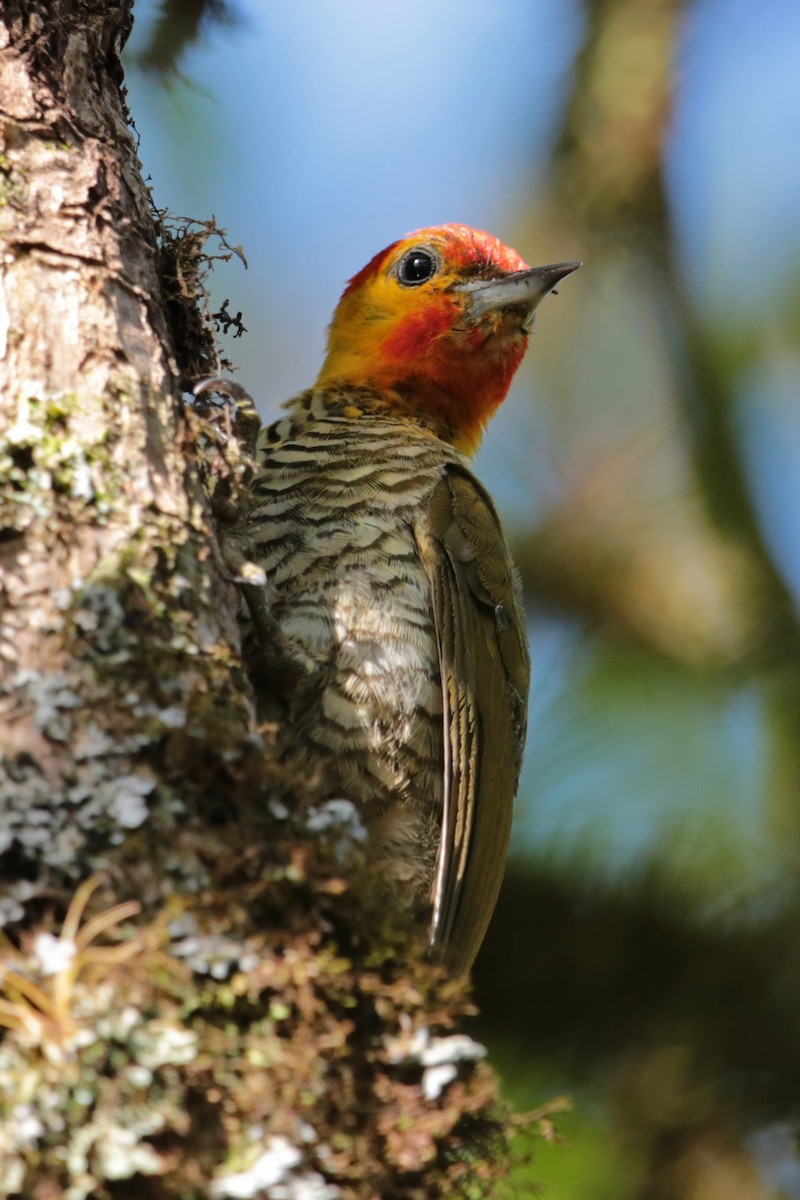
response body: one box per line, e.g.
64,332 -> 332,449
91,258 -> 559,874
416,464 -> 530,974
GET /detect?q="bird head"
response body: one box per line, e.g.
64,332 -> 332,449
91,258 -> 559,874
317,224 -> 580,454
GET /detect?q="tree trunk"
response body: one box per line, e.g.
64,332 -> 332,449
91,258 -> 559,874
0,4 -> 528,1196
0,0 -> 250,918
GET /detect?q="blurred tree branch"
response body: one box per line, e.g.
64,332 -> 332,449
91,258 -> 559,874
135,0 -> 239,74
534,0 -> 800,667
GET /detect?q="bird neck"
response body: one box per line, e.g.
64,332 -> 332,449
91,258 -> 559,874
314,354 -> 522,456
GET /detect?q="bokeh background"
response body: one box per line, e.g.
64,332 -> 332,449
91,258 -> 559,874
124,2 -> 800,1195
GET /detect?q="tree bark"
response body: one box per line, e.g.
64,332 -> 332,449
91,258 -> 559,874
0,0 -> 253,914
0,4 -> 527,1196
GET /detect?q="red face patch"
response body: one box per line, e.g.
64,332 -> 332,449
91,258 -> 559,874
380,297 -> 459,362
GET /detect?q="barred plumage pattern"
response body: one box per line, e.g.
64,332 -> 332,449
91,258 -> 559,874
243,386 -> 529,970
248,389 -> 459,893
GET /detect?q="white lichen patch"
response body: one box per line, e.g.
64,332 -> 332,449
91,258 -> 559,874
386,1025 -> 487,1101
0,881 -> 39,927
211,1137 -> 301,1198
73,721 -> 115,760
171,931 -> 250,979
12,667 -> 82,739
129,1021 -> 198,1070
132,699 -> 187,730
60,1106 -> 167,1193
103,770 -> 155,829
211,1135 -> 341,1200
93,1123 -> 164,1180
415,1032 -> 487,1068
168,914 -> 263,979
272,1172 -> 342,1200
305,799 -> 367,844
69,451 -> 95,501
422,1063 -> 458,1101
2,396 -> 45,447
0,758 -> 156,892
155,704 -> 186,729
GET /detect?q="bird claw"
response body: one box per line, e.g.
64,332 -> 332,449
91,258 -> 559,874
224,561 -> 267,588
194,376 -> 253,405
192,377 -> 261,456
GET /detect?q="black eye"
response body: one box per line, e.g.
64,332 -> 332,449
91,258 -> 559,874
397,249 -> 437,286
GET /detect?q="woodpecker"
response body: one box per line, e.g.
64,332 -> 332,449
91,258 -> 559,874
238,225 -> 579,974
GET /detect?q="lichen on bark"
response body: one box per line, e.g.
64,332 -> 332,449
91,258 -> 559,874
0,0 -> 253,921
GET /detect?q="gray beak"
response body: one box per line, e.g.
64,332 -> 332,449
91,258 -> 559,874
459,261 -> 581,321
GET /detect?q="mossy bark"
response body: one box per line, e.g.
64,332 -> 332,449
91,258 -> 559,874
0,4 -> 529,1197
0,0 -> 254,906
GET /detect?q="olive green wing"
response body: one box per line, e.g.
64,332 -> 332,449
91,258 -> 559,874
416,465 -> 530,975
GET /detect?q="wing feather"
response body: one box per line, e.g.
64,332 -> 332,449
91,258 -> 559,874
417,465 -> 530,974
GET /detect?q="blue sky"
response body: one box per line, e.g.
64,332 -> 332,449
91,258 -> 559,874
667,0 -> 800,318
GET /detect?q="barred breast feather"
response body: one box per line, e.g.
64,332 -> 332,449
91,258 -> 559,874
244,387 -> 530,972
